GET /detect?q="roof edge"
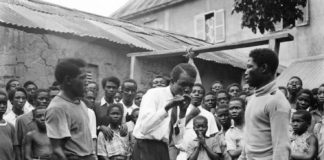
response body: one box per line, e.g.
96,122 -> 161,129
116,0 -> 192,20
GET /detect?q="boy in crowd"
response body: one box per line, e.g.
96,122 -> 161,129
48,86 -> 60,101
187,116 -> 220,160
120,79 -> 139,123
5,87 -> 29,126
210,81 -> 224,94
176,84 -> 218,160
151,75 -> 168,88
287,76 -> 303,109
227,83 -> 241,98
97,104 -> 130,160
291,110 -> 317,160
25,107 -> 53,160
114,91 -> 122,103
134,91 -> 145,107
202,92 -> 217,114
16,89 -> 50,160
216,90 -> 230,107
23,81 -> 38,106
0,90 -> 18,160
214,105 -> 232,160
226,98 -> 245,159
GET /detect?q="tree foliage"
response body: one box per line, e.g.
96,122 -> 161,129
232,0 -> 307,34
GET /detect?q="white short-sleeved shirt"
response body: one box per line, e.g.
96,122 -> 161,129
225,120 -> 244,151
87,108 -> 97,139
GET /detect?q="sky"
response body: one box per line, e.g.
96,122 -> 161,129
42,0 -> 129,17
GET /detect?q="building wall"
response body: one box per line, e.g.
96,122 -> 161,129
125,0 -> 324,65
0,25 -> 134,97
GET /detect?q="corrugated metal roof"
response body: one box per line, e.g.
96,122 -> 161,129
111,0 -> 181,19
277,55 -> 324,89
0,0 -> 249,69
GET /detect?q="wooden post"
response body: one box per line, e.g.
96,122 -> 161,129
269,39 -> 280,55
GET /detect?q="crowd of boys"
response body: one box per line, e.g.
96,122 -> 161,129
0,48 -> 323,160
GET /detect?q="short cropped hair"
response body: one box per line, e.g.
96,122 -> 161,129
216,104 -> 229,113
296,89 -> 314,107
101,76 -> 120,89
170,63 -> 197,83
293,110 -> 312,124
193,115 -> 208,124
6,79 -> 19,92
23,81 -> 38,89
34,89 -> 49,101
227,83 -> 241,92
193,83 -> 205,96
288,76 -> 303,86
48,86 -> 60,91
0,90 -> 8,100
8,87 -> 27,102
121,79 -> 137,91
215,90 -> 230,99
54,58 -> 87,84
205,92 -> 216,97
249,48 -> 279,74
229,97 -> 246,110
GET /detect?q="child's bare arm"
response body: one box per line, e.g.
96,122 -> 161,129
24,132 -> 33,160
188,145 -> 201,160
202,143 -> 221,160
291,135 -> 318,160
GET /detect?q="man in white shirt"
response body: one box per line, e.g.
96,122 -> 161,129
133,63 -> 197,160
176,84 -> 218,160
120,79 -> 139,123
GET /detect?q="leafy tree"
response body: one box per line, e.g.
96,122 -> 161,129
232,0 -> 307,34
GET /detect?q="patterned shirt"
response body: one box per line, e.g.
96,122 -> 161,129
225,120 -> 243,152
290,132 -> 311,155
186,137 -> 218,160
97,126 -> 130,158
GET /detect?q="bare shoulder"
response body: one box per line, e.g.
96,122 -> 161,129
307,134 -> 318,144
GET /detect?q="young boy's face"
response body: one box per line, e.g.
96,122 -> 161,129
35,91 -> 50,108
291,113 -> 309,135
193,118 -> 208,137
216,108 -> 230,127
132,110 -> 139,123
109,107 -> 122,124
113,92 -> 122,103
318,87 -> 324,104
12,91 -> 27,110
35,108 -> 46,130
0,95 -> 8,116
229,100 -> 244,121
296,93 -> 311,110
203,94 -> 216,109
134,93 -> 143,107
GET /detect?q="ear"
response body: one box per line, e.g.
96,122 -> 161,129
260,64 -> 268,74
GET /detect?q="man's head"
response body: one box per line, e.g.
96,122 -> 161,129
203,92 -> 216,110
134,91 -> 145,107
287,76 -> 303,96
228,97 -> 245,122
23,81 -> 38,98
170,63 -> 196,96
84,90 -> 96,106
85,81 -> 99,97
152,75 -> 168,88
296,89 -> 313,111
190,83 -> 205,107
215,90 -> 230,106
8,87 -> 27,111
215,104 -> 231,128
34,89 -> 50,108
193,115 -> 208,137
227,83 -> 241,98
318,84 -> 324,105
211,81 -> 223,93
102,76 -> 120,99
0,90 -> 8,116
291,110 -> 311,135
6,79 -> 20,93
131,108 -> 139,123
55,58 -> 87,98
33,107 -> 46,131
121,79 -> 137,103
48,86 -> 60,101
245,48 -> 279,89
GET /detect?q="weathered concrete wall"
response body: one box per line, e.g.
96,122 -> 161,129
126,0 -> 324,66
0,25 -> 137,96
